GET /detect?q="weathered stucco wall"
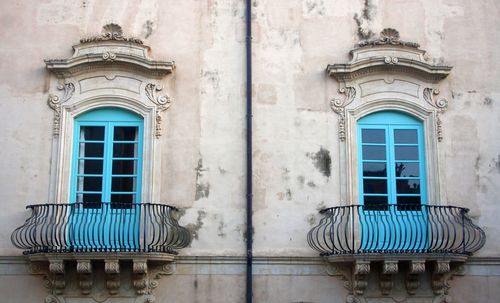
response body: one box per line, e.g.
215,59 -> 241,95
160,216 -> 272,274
0,0 -> 499,302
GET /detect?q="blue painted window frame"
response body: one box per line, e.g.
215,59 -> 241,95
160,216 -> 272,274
70,107 -> 144,207
357,111 -> 427,210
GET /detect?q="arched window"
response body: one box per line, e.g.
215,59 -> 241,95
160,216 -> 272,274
357,111 -> 426,211
71,107 -> 144,208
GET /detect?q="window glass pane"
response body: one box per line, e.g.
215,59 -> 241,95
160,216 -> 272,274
363,195 -> 388,211
81,126 -> 104,141
77,194 -> 102,209
396,179 -> 420,194
395,162 -> 419,177
111,194 -> 135,209
394,129 -> 417,144
395,146 -> 418,160
362,146 -> 386,160
361,129 -> 385,143
113,143 -> 137,158
363,179 -> 387,194
79,143 -> 104,157
114,127 -> 138,141
112,160 -> 136,175
78,160 -> 103,174
363,162 -> 386,177
111,177 -> 136,192
77,176 -> 102,192
397,196 -> 421,211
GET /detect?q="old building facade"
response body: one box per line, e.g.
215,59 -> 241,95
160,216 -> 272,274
0,1 -> 499,302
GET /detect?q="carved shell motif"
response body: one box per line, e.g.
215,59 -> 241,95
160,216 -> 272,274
379,28 -> 400,44
80,23 -> 144,45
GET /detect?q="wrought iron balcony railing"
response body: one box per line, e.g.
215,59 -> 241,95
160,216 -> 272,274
11,202 -> 191,255
307,204 -> 486,256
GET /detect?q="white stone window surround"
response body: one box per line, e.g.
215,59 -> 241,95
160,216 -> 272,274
51,97 -> 157,204
343,99 -> 439,205
45,24 -> 174,204
327,28 -> 452,206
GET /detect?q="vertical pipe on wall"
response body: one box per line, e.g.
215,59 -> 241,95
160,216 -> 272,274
245,0 -> 253,302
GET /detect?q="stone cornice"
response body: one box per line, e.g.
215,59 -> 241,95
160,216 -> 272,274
327,56 -> 451,83
45,47 -> 175,78
45,24 -> 175,79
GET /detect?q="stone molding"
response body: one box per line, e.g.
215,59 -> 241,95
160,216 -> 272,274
324,255 -> 467,303
27,253 -> 177,303
326,28 -> 452,206
45,24 -> 175,204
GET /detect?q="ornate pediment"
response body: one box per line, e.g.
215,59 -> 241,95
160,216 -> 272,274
45,24 -> 174,78
327,28 -> 451,83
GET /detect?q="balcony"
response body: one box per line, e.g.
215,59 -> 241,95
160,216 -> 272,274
307,204 -> 486,298
11,202 -> 191,297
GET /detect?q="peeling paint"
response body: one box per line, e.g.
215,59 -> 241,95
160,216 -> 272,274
354,0 -> 376,40
306,214 -> 316,226
276,189 -> 292,201
304,0 -> 326,16
297,176 -> 305,186
195,183 -> 210,200
307,181 -> 316,188
483,97 -> 493,106
489,155 -> 500,173
316,201 -> 326,212
307,147 -> 332,178
185,210 -> 207,240
143,20 -> 154,38
217,221 -> 227,238
195,159 -> 210,200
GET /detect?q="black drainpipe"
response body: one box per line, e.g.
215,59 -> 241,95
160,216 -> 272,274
245,0 -> 253,302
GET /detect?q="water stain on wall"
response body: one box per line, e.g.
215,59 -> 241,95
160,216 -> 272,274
354,0 -> 376,40
195,159 -> 210,200
307,147 -> 331,178
185,210 -> 207,240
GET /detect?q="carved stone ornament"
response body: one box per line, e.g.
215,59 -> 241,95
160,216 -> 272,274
80,23 -> 144,45
330,86 -> 356,141
358,28 -> 420,48
327,28 -> 452,145
26,254 -> 177,303
145,83 -> 172,138
423,88 -> 449,141
76,260 -> 93,295
323,257 -> 467,302
47,82 -> 75,136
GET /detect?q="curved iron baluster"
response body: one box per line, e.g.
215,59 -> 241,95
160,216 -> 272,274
307,204 -> 486,256
11,202 -> 191,255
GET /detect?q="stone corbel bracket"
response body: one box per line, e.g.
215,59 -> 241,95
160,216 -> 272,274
324,256 -> 467,303
27,253 -> 177,303
379,260 -> 398,295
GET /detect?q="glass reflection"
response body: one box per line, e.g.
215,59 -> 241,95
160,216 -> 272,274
362,145 -> 386,160
395,146 -> 418,160
395,162 -> 419,177
363,179 -> 387,194
396,179 -> 420,194
362,129 -> 385,143
394,129 -> 417,144
363,162 -> 387,177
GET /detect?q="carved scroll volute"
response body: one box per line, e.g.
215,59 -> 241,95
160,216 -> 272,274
145,83 -> 172,138
330,86 -> 356,141
423,88 -> 449,142
47,83 -> 75,136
